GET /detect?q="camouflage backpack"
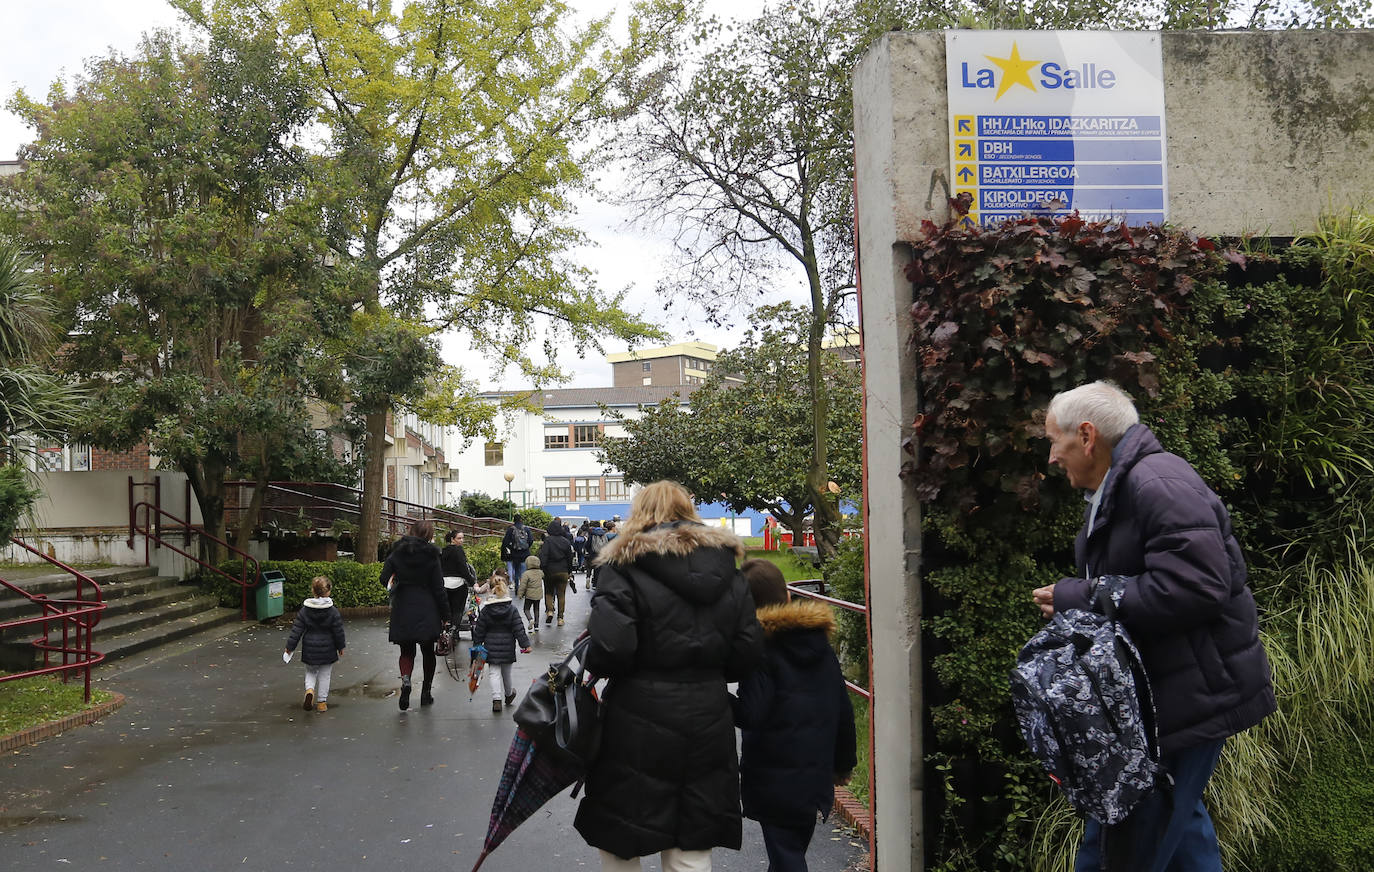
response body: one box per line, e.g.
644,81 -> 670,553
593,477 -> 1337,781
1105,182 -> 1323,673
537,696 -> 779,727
1009,575 -> 1164,825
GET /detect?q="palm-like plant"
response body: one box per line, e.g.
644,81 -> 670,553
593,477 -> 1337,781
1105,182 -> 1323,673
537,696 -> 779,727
0,242 -> 85,450
0,241 -> 87,544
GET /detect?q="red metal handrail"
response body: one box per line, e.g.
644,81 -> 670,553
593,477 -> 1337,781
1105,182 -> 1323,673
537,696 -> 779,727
0,538 -> 106,702
789,578 -> 871,700
130,501 -> 260,621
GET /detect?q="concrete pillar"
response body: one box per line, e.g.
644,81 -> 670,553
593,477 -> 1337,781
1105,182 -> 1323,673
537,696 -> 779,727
852,32 -> 951,872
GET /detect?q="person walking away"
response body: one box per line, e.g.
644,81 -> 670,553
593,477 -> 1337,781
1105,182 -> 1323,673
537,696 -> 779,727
574,521 -> 591,573
284,576 -> 347,713
733,560 -> 856,872
1031,381 -> 1275,871
381,519 -> 451,711
586,520 -> 608,590
500,514 -> 534,583
471,574 -> 531,713
516,554 -> 545,633
538,519 -> 574,625
440,529 -> 475,631
575,480 -> 764,872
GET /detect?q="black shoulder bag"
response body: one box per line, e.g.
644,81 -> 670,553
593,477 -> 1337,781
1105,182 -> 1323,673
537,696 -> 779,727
512,634 -> 604,771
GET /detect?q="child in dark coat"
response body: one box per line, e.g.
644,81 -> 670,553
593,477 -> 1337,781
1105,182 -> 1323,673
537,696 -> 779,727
284,576 -> 347,713
733,559 -> 857,872
471,576 -> 531,714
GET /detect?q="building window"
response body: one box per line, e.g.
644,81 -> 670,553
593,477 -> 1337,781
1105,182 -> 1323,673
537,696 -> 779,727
546,483 -> 571,502
641,361 -> 651,372
544,432 -> 569,450
642,376 -> 651,385
573,425 -> 600,448
484,442 -> 503,466
604,479 -> 627,501
576,480 -> 601,501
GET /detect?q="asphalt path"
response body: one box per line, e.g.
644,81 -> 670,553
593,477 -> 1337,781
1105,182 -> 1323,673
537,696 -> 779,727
0,573 -> 867,871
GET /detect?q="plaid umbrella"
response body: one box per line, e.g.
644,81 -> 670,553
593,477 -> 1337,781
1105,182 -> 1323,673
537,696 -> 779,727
468,644 -> 487,696
469,727 -> 582,872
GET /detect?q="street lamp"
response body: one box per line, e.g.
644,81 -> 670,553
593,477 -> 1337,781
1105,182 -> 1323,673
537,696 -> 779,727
503,472 -> 515,519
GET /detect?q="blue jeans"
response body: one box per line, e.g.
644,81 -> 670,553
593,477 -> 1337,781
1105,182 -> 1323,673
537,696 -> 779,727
1075,739 -> 1225,872
506,559 -> 525,584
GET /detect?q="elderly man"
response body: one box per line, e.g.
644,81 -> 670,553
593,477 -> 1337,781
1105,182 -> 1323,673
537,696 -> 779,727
1031,381 -> 1275,872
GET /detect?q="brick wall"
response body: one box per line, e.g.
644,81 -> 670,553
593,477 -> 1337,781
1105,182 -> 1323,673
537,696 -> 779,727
91,444 -> 151,471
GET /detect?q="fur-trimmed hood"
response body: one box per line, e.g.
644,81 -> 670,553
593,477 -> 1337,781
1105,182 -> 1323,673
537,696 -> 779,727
302,596 -> 335,610
756,600 -> 835,637
756,599 -> 836,668
595,521 -> 746,566
594,520 -> 746,606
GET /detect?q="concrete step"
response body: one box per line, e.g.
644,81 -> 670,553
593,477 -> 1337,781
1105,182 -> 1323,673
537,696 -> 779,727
0,574 -> 185,628
0,565 -> 160,600
94,606 -> 243,665
0,566 -> 246,672
85,588 -> 225,641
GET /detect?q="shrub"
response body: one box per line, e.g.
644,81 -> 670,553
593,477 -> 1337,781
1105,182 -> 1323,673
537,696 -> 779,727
208,559 -> 387,610
905,211 -> 1374,871
0,464 -> 40,546
824,537 -> 868,686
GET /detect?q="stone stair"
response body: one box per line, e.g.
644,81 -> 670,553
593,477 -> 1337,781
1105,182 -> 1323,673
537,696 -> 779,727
0,566 -> 242,672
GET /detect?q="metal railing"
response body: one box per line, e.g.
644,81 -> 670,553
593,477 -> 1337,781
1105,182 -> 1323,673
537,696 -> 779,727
788,579 -> 871,699
0,538 -> 106,702
221,480 -> 531,549
129,501 -> 261,621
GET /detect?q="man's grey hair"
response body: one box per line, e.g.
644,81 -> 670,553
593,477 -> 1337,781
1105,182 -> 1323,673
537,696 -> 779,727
1047,381 -> 1139,445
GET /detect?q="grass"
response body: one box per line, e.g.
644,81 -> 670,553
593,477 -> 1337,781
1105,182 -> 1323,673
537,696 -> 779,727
846,695 -> 871,807
743,548 -> 821,582
0,674 -> 113,736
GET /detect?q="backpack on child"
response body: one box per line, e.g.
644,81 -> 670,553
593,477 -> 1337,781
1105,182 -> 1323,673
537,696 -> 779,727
1009,575 -> 1165,825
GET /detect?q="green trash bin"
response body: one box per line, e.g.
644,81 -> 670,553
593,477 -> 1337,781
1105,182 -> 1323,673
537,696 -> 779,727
256,569 -> 286,620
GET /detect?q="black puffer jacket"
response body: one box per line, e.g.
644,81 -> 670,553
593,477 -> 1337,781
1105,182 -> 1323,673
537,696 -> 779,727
380,535 -> 450,644
472,597 -> 530,665
574,521 -> 764,859
734,600 -> 857,828
1053,424 -> 1276,754
285,598 -> 346,666
537,523 -> 573,574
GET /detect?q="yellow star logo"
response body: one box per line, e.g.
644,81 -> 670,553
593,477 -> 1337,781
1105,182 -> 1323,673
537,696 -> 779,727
984,43 -> 1040,100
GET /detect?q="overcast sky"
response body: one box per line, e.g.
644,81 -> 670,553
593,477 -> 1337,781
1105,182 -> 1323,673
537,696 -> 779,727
0,0 -> 796,390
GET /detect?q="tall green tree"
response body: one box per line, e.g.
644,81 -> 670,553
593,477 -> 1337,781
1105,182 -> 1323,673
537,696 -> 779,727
617,0 -> 929,559
2,28 -> 334,556
598,304 -> 862,540
178,0 -> 671,562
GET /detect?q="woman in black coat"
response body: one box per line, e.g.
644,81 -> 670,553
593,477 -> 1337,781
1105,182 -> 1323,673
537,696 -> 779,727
575,481 -> 764,872
440,529 -> 475,629
379,519 -> 450,711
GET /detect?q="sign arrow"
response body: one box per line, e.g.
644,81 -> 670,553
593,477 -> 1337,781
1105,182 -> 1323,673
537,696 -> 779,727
957,166 -> 974,182
957,142 -> 972,157
957,118 -> 972,133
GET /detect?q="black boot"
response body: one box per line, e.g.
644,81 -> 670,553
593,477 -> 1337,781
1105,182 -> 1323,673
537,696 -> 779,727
399,677 -> 412,711
420,682 -> 435,706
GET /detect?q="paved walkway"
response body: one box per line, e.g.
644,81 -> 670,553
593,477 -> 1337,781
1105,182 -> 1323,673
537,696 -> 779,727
0,575 -> 867,871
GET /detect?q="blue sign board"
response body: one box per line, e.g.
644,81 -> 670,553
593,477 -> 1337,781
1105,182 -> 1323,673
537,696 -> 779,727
946,32 -> 1168,227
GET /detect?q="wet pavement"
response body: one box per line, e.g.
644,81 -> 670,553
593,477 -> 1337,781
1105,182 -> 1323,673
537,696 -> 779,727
0,575 -> 867,871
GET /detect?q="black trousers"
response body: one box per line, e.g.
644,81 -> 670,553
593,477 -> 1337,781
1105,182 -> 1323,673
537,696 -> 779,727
760,818 -> 816,872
